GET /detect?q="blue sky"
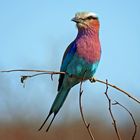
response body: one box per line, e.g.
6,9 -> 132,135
0,0 -> 140,125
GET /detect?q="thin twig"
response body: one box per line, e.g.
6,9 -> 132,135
104,80 -> 121,140
92,78 -> 140,104
0,69 -> 65,75
1,69 -> 140,104
112,101 -> 137,140
20,72 -> 55,82
79,76 -> 95,140
20,72 -> 55,87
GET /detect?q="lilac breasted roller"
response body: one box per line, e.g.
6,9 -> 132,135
38,12 -> 101,132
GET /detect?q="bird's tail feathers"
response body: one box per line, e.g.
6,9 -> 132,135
38,87 -> 70,132
38,111 -> 56,132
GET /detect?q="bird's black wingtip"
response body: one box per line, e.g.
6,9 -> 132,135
45,114 -> 56,132
38,112 -> 52,131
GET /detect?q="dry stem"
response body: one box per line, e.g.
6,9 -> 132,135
79,73 -> 95,140
104,80 -> 121,140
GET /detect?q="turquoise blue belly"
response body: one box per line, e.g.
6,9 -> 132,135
66,54 -> 99,79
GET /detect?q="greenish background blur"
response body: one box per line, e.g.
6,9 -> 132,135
0,0 -> 140,139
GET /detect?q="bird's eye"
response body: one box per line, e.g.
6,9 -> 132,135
86,16 -> 98,20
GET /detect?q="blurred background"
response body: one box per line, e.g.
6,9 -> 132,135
0,0 -> 140,139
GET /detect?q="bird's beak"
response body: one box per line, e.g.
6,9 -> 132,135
71,17 -> 81,23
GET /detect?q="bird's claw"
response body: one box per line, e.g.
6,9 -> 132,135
89,77 -> 96,83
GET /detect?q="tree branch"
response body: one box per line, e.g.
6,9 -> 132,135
91,78 -> 140,104
0,69 -> 65,74
1,69 -> 139,139
1,69 -> 140,104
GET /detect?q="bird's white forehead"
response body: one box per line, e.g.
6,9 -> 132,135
75,12 -> 98,19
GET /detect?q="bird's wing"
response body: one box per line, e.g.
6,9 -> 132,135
58,41 -> 77,91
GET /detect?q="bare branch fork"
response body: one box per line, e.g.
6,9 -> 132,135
112,101 -> 137,140
104,79 -> 138,140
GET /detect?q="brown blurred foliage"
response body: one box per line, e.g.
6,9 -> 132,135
0,119 -> 139,140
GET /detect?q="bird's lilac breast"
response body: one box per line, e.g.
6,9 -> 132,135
76,35 -> 101,63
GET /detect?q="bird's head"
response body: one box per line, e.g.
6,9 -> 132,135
72,12 -> 99,31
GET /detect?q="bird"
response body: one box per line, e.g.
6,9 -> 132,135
38,11 -> 101,132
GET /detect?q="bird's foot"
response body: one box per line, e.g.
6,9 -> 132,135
89,77 -> 96,83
